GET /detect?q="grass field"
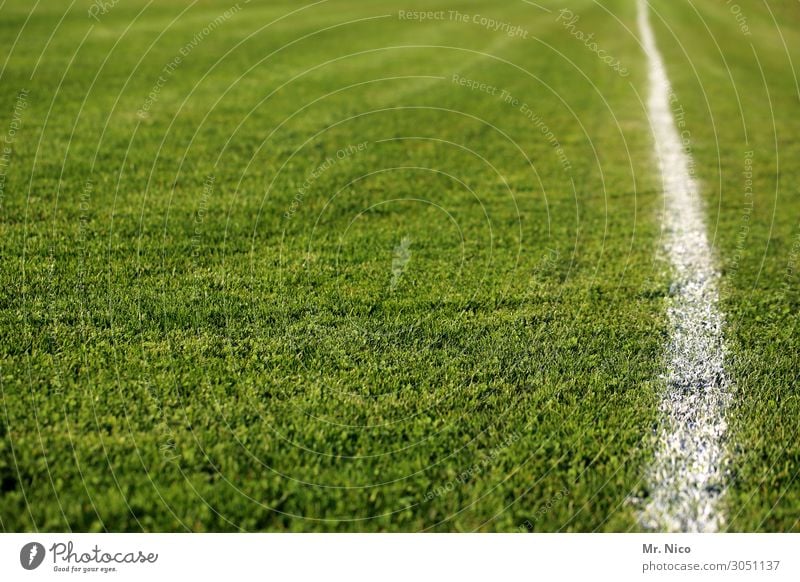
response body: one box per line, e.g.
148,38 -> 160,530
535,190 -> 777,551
651,0 -> 800,531
0,0 -> 797,532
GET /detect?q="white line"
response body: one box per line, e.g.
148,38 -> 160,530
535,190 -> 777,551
636,0 -> 731,532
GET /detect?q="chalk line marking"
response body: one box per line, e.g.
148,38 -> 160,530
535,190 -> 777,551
637,0 -> 731,532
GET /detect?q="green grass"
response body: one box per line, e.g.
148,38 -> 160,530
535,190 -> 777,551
0,0 -> 796,532
652,0 -> 800,531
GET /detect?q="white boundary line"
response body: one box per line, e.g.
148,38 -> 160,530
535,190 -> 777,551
637,0 -> 731,532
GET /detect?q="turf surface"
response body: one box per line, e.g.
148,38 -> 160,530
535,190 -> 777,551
0,0 -> 796,532
651,0 -> 800,531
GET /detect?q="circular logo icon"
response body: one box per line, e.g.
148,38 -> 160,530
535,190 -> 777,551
20,542 -> 46,570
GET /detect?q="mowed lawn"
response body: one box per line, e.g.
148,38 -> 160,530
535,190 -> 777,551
652,0 -> 800,531
0,0 -> 792,533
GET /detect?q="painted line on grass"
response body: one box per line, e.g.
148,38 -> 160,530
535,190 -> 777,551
636,0 -> 731,532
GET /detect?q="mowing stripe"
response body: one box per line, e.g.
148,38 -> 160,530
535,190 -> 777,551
636,0 -> 731,532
